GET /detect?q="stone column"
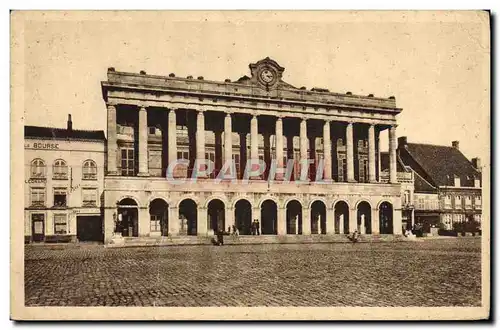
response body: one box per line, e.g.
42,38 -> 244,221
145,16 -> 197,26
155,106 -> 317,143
326,206 -> 334,234
168,206 -> 179,236
138,207 -> 150,237
197,206 -> 208,236
346,122 -> 355,182
250,115 -> 259,161
275,116 -> 284,179
224,112 -> 233,165
106,104 -> 118,175
389,125 -> 398,183
138,106 -> 149,176
376,130 -> 381,182
338,214 -> 344,234
360,214 -> 366,234
349,207 -> 357,234
168,109 -> 177,172
253,207 -> 261,234
300,118 -> 308,180
323,120 -> 332,181
225,206 -> 234,233
250,114 -> 260,179
196,110 -> 206,178
371,207 -> 380,235
302,207 -> 311,235
277,207 -> 286,235
368,124 -> 376,183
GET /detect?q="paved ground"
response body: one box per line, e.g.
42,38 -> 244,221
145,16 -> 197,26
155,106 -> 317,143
24,238 -> 482,307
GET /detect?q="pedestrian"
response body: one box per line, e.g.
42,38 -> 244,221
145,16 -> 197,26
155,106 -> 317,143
217,229 -> 224,246
251,220 -> 256,235
256,220 -> 260,235
227,226 -> 231,235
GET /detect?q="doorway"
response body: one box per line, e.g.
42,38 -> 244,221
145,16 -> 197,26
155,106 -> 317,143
31,213 -> 45,242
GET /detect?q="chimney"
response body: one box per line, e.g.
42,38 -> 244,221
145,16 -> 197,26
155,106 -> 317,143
398,136 -> 408,148
472,157 -> 481,171
452,140 -> 459,150
67,114 -> 73,131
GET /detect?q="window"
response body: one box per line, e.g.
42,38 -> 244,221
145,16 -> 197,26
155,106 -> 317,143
30,187 -> 45,207
150,214 -> 161,232
82,160 -> 97,180
337,138 -> 344,147
232,153 -> 240,178
82,188 -> 98,207
148,126 -> 156,135
444,195 -> 452,209
465,196 -> 472,209
52,159 -> 68,179
205,152 -> 216,178
454,196 -> 462,209
474,178 -> 481,188
54,214 -> 68,234
417,198 -> 424,210
358,158 -> 368,183
121,149 -> 135,176
176,151 -> 189,178
474,196 -> 481,209
454,175 -> 461,187
338,157 -> 347,182
30,159 -> 46,178
53,188 -> 67,207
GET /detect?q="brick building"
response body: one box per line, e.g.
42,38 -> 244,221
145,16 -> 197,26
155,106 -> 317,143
397,137 -> 482,232
24,115 -> 106,243
101,57 -> 406,244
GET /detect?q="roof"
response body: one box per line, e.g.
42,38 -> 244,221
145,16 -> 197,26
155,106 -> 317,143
401,143 -> 480,187
25,126 -> 106,141
380,152 -> 409,172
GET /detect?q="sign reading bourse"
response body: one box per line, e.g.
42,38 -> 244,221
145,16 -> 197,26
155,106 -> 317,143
25,142 -> 60,150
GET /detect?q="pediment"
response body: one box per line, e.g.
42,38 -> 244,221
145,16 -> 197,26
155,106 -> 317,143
236,57 -> 296,90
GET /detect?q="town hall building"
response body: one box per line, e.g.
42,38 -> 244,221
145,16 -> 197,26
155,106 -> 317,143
101,57 -> 405,244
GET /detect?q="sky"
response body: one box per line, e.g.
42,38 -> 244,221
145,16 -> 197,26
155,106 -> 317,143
19,11 -> 490,160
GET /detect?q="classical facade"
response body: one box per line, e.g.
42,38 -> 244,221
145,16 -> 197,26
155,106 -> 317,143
398,137 -> 482,232
24,115 -> 106,243
101,57 -> 403,243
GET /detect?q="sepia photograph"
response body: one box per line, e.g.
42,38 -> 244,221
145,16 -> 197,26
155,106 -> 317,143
10,10 -> 490,320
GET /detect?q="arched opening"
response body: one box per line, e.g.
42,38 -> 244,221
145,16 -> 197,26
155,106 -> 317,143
261,200 -> 277,235
286,200 -> 302,235
149,199 -> 169,236
117,198 -> 138,237
334,201 -> 349,234
207,199 -> 225,233
379,202 -> 394,234
179,199 -> 197,236
357,201 -> 372,234
311,201 -> 326,234
235,199 -> 252,235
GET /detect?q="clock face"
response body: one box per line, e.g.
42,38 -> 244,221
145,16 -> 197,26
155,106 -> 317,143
260,69 -> 275,84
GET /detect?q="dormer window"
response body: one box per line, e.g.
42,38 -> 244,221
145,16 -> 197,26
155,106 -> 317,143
454,175 -> 461,187
474,177 -> 481,188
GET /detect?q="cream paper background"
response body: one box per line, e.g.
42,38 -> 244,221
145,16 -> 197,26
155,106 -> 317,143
10,10 -> 490,320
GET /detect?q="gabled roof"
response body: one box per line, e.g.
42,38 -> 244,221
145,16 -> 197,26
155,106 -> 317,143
401,143 -> 479,187
25,126 -> 106,141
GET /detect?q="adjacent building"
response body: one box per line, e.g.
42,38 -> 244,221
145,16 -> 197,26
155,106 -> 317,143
397,137 -> 482,232
101,57 -> 404,243
24,115 -> 106,243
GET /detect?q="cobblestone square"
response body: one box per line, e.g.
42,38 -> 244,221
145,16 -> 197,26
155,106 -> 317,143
24,238 -> 481,307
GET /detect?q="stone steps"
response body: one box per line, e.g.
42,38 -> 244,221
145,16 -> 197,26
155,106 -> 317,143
106,234 -> 407,248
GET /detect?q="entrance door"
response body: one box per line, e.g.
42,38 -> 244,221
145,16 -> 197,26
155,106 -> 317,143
77,216 -> 103,242
31,214 -> 45,242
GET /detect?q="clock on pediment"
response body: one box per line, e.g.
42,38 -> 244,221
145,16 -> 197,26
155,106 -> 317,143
249,57 -> 285,90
